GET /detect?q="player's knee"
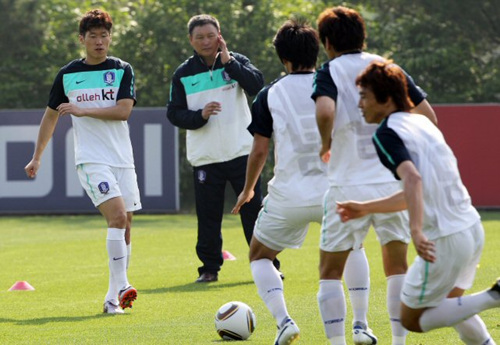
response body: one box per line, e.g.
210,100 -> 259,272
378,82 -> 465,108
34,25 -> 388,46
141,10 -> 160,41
108,210 -> 127,229
400,315 -> 423,333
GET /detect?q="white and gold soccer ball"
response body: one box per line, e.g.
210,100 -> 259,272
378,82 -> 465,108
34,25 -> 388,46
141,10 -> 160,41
215,301 -> 256,340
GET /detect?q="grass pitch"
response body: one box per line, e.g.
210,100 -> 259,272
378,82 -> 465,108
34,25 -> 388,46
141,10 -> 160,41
0,212 -> 498,344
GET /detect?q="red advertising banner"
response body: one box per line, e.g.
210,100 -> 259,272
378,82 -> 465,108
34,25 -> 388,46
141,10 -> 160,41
435,104 -> 500,208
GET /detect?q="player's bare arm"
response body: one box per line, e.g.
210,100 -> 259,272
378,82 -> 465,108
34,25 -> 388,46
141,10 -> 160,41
336,190 -> 407,222
57,98 -> 134,121
232,134 -> 269,214
412,99 -> 437,126
315,96 -> 334,163
24,107 -> 60,178
396,160 -> 436,262
201,101 -> 222,120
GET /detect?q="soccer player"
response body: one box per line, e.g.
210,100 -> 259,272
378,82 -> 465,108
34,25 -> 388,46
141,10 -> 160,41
167,14 -> 280,283
312,6 -> 437,345
24,9 -> 139,314
336,59 -> 499,345
232,19 -> 370,345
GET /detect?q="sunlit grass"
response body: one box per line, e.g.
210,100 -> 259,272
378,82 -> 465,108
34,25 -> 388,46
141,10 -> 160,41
0,212 -> 498,344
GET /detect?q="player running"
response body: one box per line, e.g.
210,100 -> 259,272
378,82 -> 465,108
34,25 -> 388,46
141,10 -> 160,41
313,6 -> 437,345
337,59 -> 499,345
233,19 -> 371,345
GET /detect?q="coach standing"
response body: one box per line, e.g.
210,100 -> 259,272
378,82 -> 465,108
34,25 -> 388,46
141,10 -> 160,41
167,14 -> 279,283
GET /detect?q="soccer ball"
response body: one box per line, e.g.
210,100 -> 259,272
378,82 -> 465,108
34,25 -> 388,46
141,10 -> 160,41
214,301 -> 256,340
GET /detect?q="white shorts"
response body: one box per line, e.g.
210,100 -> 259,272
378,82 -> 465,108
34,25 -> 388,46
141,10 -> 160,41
77,163 -> 142,212
401,221 -> 484,309
320,183 -> 410,252
253,196 -> 323,251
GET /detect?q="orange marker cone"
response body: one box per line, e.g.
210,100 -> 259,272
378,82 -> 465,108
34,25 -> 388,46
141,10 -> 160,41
8,281 -> 35,291
222,250 -> 236,261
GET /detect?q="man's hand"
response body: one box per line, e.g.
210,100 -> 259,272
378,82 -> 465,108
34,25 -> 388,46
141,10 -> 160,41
336,201 -> 368,222
218,34 -> 231,64
202,102 -> 222,120
57,103 -> 83,117
320,143 -> 331,163
412,231 -> 436,263
25,159 -> 40,178
231,190 -> 254,214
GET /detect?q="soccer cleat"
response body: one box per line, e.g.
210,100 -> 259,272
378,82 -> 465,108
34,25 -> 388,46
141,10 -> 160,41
195,272 -> 218,283
488,278 -> 500,299
352,322 -> 378,345
118,285 -> 137,309
274,318 -> 300,345
103,301 -> 124,314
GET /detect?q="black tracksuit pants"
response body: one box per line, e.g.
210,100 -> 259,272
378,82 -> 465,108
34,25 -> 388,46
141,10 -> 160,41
193,155 -> 280,275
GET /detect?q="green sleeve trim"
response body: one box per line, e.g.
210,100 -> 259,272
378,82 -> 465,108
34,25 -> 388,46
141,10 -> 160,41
373,132 -> 395,166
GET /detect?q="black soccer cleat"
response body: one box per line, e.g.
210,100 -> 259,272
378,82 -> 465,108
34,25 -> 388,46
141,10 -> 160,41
488,278 -> 500,299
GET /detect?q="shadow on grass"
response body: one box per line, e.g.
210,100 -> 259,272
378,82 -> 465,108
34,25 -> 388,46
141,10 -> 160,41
0,313 -> 129,326
141,280 -> 254,295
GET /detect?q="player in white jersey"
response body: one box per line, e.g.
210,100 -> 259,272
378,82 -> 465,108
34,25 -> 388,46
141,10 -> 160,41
232,19 -> 371,345
312,6 -> 438,345
337,60 -> 499,345
25,10 -> 139,314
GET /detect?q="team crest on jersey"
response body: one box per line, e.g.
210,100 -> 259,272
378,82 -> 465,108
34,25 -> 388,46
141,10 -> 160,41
222,70 -> 231,82
103,71 -> 115,86
98,181 -> 110,194
197,170 -> 207,184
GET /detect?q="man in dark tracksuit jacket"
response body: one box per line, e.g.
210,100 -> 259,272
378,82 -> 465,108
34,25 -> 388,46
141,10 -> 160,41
167,14 -> 280,282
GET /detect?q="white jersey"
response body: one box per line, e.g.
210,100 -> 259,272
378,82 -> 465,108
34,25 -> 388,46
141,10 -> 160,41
249,72 -> 328,207
312,52 -> 427,186
48,57 -> 137,168
374,112 -> 480,240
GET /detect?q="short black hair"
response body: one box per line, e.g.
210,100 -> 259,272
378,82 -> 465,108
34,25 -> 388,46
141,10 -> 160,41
187,14 -> 220,36
317,6 -> 366,52
273,19 -> 319,71
79,9 -> 113,36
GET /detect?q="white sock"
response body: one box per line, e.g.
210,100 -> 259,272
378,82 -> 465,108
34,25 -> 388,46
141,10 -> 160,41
344,248 -> 370,327
318,279 -> 346,342
105,228 -> 129,304
387,274 -> 408,344
454,315 -> 495,345
251,259 -> 289,325
330,336 -> 347,345
126,243 -> 132,270
419,290 -> 500,332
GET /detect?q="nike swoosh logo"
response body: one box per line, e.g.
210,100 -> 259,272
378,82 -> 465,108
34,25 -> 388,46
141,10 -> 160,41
113,256 -> 126,261
76,80 -> 85,84
191,81 -> 200,86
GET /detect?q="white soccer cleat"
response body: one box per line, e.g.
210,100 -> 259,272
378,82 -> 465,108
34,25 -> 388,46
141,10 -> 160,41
103,301 -> 124,314
274,318 -> 300,345
353,324 -> 377,345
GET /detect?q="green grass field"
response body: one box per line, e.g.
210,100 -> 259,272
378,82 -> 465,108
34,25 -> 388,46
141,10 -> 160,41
0,212 -> 498,344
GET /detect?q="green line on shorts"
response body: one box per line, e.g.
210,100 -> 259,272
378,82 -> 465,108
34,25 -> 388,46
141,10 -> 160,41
81,164 -> 97,202
321,195 -> 328,245
419,261 -> 430,305
256,198 -> 268,228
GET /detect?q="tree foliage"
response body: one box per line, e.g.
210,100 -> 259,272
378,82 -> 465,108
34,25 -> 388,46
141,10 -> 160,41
2,0 -> 497,108
1,0 -> 498,210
